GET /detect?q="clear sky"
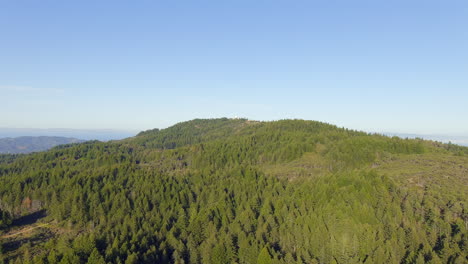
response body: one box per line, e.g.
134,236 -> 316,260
1,0 -> 467,134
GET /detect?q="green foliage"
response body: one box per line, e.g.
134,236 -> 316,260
0,209 -> 12,229
86,248 -> 105,264
0,154 -> 21,164
0,118 -> 466,263
257,247 -> 272,264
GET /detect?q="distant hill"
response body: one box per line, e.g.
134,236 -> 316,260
0,136 -> 85,154
0,128 -> 137,141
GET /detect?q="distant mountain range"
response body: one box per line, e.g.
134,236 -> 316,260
0,136 -> 85,154
0,128 -> 137,141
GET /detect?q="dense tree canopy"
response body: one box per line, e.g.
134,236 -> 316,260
0,119 -> 466,263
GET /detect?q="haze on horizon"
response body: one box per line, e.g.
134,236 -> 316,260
1,0 -> 467,135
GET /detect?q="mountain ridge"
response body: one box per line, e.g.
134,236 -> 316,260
0,128 -> 136,141
0,118 -> 466,264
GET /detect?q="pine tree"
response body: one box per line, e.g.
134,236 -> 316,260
87,248 -> 106,264
257,247 -> 272,264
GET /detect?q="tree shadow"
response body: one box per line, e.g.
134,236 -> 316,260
12,209 -> 47,227
2,230 -> 54,254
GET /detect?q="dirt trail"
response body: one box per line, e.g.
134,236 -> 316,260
0,223 -> 49,239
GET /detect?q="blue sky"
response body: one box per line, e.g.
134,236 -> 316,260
1,0 -> 467,134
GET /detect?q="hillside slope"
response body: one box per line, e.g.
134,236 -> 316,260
0,118 -> 467,264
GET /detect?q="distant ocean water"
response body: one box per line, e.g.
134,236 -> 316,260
382,132 -> 468,147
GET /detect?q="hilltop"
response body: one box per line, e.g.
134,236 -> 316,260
0,118 -> 467,264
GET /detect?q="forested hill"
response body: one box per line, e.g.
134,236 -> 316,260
0,118 -> 467,264
0,136 -> 84,154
